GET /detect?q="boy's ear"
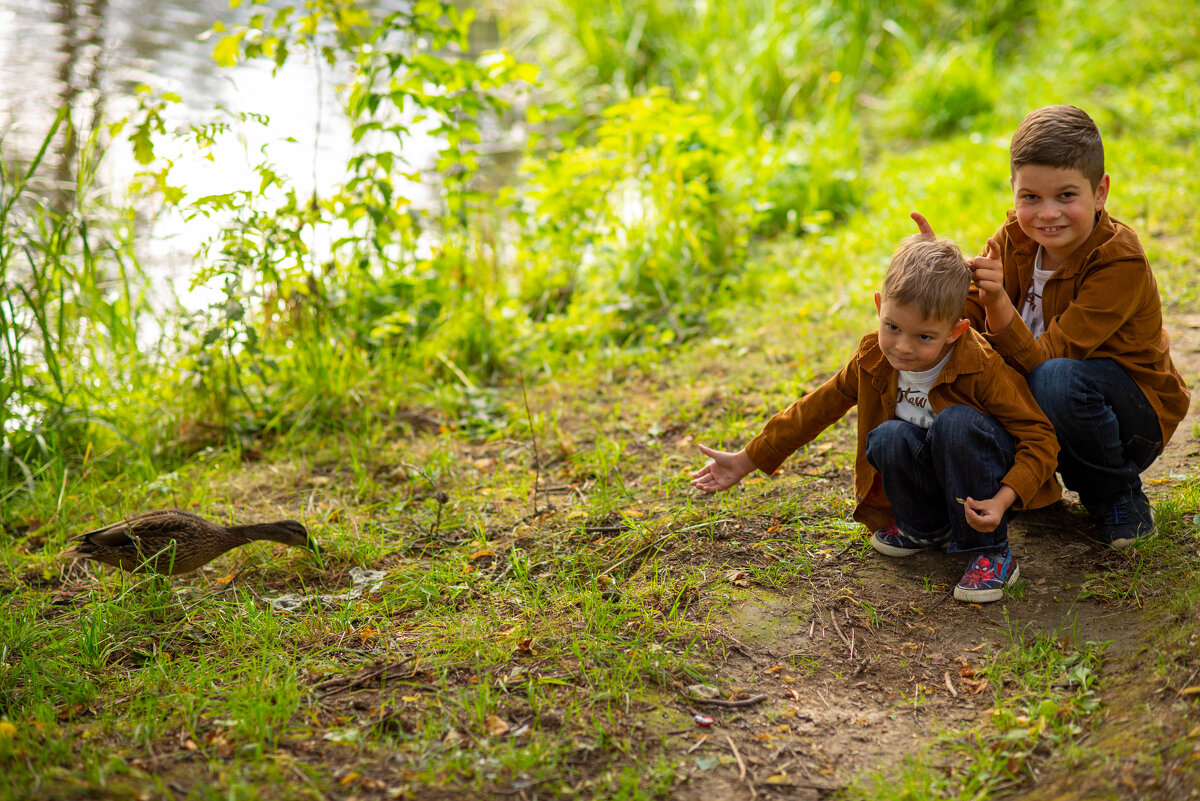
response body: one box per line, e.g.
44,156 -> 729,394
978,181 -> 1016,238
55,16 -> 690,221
1093,173 -> 1110,211
874,292 -> 881,314
948,318 -> 970,341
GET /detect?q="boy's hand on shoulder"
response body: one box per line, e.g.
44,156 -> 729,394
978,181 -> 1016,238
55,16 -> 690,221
690,445 -> 756,493
967,237 -> 1015,332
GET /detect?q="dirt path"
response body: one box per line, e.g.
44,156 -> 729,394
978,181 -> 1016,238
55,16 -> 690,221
665,315 -> 1200,800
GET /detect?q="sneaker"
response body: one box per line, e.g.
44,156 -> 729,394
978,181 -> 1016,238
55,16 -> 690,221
870,525 -> 948,557
953,549 -> 1019,603
1094,491 -> 1155,549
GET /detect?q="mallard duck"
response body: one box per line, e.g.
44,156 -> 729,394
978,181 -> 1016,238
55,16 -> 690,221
61,509 -> 317,575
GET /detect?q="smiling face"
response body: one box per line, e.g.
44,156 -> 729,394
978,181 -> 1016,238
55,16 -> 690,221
875,294 -> 969,373
1012,164 -> 1109,270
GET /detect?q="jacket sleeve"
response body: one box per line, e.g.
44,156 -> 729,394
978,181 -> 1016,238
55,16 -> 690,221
743,345 -> 864,475
972,356 -> 1060,507
986,252 -> 1155,375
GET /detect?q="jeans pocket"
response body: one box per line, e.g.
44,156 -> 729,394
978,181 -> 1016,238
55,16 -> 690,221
1125,435 -> 1162,472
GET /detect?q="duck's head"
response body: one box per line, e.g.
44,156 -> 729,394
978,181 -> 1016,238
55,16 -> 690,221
276,519 -> 319,552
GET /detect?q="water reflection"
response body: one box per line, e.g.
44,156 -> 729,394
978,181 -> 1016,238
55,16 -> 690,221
1,0 -> 368,311
1,0 -> 509,309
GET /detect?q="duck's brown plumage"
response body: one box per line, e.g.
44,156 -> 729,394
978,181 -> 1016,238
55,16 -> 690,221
61,509 -> 317,575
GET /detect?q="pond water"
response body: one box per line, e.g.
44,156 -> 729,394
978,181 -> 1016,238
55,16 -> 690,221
0,0 -> 446,308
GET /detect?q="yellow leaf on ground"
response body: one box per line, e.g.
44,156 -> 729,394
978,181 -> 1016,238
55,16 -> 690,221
484,715 -> 510,736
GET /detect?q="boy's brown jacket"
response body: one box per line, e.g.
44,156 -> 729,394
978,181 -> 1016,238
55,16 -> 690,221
744,327 -> 1061,532
968,209 -> 1190,445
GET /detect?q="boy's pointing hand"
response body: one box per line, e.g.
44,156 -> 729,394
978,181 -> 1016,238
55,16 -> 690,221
690,445 -> 756,493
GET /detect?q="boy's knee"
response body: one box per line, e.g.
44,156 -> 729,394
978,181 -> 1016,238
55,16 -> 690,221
929,404 -> 986,438
1027,358 -> 1081,409
866,419 -> 918,463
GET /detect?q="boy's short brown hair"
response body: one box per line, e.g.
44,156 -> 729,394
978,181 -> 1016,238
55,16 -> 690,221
882,235 -> 970,324
1010,105 -> 1105,190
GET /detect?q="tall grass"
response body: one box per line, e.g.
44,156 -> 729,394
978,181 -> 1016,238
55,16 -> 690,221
0,111 -> 164,511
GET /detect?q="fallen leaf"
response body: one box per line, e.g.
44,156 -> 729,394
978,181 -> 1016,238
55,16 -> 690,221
469,549 -> 496,561
963,677 -> 989,695
1179,686 -> 1200,696
484,715 -> 510,736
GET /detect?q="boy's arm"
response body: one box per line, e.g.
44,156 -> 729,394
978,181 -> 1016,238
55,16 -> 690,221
741,346 -> 864,475
694,339 -> 866,490
987,254 -> 1156,373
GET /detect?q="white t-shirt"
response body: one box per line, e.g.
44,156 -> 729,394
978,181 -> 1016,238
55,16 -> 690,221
1018,246 -> 1053,339
895,348 -> 954,429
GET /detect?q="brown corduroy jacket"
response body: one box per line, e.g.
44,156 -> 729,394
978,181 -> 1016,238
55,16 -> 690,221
967,209 -> 1190,446
744,328 -> 1061,532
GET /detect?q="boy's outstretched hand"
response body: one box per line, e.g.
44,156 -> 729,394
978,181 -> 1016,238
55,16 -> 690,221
690,445 -> 756,493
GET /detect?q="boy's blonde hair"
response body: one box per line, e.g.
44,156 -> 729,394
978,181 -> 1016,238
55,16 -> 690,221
1010,105 -> 1105,191
882,235 -> 970,324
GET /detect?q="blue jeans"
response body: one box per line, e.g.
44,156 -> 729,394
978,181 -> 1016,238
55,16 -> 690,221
865,405 -> 1014,554
1026,358 -> 1162,508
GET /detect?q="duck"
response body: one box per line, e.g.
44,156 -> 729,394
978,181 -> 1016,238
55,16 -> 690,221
61,509 -> 318,575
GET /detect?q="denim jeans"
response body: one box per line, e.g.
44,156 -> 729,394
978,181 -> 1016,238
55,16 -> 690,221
865,405 -> 1014,554
1026,358 -> 1162,508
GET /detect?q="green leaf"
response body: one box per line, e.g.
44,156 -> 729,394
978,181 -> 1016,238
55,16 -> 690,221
213,32 -> 244,67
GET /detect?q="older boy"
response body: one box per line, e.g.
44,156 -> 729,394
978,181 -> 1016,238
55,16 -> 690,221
692,236 -> 1060,603
919,105 -> 1189,548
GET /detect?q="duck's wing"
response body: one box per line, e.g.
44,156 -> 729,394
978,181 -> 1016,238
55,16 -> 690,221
80,509 -> 207,546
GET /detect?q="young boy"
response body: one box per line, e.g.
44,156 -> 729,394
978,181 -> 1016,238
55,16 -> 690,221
691,236 -> 1061,603
917,105 -> 1190,548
